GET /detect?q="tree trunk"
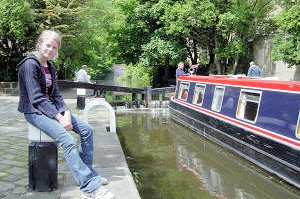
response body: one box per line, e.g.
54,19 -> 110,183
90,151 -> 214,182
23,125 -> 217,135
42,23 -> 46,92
162,57 -> 170,86
232,58 -> 239,74
199,31 -> 215,75
215,57 -> 222,74
192,38 -> 198,64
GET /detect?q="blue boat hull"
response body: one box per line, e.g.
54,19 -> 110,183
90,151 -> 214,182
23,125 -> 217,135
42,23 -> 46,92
169,99 -> 300,188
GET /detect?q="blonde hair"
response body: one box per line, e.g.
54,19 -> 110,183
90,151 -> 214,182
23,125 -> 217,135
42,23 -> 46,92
34,29 -> 62,59
178,62 -> 184,68
36,29 -> 62,50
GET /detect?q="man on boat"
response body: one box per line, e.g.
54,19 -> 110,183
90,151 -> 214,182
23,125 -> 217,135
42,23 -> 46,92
247,61 -> 263,77
176,62 -> 189,81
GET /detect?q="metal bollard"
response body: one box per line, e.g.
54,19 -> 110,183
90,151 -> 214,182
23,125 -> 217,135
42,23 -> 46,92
77,88 -> 86,110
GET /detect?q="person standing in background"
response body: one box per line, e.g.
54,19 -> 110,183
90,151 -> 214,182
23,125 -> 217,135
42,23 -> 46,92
247,61 -> 263,77
76,64 -> 92,83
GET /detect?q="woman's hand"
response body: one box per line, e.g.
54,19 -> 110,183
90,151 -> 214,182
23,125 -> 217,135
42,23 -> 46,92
55,111 -> 73,131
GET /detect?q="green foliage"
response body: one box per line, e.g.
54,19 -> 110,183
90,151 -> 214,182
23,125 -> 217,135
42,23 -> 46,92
29,0 -> 97,77
61,0 -> 116,79
213,0 -> 274,72
162,0 -> 217,36
121,63 -> 151,87
272,2 -> 300,65
112,0 -> 153,64
0,0 -> 34,38
215,12 -> 245,60
161,0 -> 218,69
0,0 -> 297,83
0,0 -> 36,81
113,0 -> 274,80
139,37 -> 181,67
0,0 -> 116,81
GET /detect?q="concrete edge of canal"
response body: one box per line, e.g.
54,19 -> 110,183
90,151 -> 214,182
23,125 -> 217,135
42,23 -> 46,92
59,97 -> 142,199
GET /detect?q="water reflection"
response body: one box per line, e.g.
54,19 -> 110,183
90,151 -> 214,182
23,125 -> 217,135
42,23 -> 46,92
116,109 -> 300,199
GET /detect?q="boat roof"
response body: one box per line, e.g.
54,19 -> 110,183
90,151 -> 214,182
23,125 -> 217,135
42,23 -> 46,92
178,75 -> 300,92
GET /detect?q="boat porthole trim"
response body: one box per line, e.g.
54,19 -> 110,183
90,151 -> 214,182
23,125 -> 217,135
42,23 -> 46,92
178,81 -> 190,101
296,110 -> 300,139
192,84 -> 206,106
236,89 -> 262,124
211,86 -> 225,112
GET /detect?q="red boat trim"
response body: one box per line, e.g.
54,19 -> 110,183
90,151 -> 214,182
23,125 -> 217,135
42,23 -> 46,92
172,97 -> 300,149
178,76 -> 300,93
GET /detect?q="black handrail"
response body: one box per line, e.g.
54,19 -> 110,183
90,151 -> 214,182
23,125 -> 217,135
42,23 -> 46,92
58,80 -> 175,94
58,80 -> 144,93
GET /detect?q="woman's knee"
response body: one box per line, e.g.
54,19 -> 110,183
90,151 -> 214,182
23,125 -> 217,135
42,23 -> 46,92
82,124 -> 93,138
86,123 -> 93,134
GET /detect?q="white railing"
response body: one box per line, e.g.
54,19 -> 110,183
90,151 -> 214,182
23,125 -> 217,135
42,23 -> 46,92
83,98 -> 116,133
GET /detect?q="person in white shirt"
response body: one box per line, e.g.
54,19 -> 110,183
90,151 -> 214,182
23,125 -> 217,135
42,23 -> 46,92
76,65 -> 91,83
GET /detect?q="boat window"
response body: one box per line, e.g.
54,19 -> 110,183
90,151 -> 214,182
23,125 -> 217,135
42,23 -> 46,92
211,86 -> 225,112
178,82 -> 190,101
296,111 -> 300,139
236,90 -> 261,123
192,84 -> 206,106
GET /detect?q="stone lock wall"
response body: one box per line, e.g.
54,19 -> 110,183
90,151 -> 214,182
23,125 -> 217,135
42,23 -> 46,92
0,82 -> 19,96
253,38 -> 300,81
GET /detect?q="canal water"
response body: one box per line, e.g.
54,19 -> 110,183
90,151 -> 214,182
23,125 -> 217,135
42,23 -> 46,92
116,109 -> 300,199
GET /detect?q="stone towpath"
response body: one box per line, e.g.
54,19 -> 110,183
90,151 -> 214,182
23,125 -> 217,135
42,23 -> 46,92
0,93 -> 140,199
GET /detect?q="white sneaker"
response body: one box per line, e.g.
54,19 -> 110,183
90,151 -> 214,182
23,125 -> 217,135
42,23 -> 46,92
82,186 -> 115,199
101,177 -> 109,185
77,177 -> 108,186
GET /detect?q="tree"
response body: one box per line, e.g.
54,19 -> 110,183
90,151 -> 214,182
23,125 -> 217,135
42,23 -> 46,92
82,0 -> 123,79
272,1 -> 300,66
0,0 -> 35,81
0,0 -> 279,84
29,0 -> 93,78
139,37 -> 183,86
113,0 -> 158,64
112,0 -> 189,86
0,0 -> 120,81
162,0 -> 217,74
214,0 -> 274,74
111,0 -> 274,87
163,0 -> 274,74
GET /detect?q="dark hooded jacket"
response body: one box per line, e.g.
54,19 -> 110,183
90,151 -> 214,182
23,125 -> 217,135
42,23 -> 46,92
18,55 -> 67,118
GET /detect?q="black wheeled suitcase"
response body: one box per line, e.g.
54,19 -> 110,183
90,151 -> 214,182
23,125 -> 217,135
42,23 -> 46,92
28,141 -> 58,191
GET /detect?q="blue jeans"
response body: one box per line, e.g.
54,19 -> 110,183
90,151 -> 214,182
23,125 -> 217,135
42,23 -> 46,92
25,113 -> 101,193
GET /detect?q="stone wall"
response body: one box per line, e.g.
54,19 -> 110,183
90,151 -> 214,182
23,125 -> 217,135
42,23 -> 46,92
0,82 -> 19,96
253,38 -> 300,81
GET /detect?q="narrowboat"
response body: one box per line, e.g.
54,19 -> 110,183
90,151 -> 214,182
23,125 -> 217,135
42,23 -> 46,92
169,75 -> 300,188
